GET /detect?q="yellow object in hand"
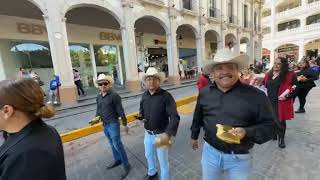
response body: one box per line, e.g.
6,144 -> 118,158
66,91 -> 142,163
216,124 -> 241,144
89,116 -> 101,126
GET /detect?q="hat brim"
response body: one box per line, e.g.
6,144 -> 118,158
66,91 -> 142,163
96,77 -> 114,85
205,54 -> 249,70
140,72 -> 166,84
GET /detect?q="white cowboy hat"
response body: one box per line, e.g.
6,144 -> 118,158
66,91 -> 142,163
205,48 -> 249,70
96,74 -> 114,84
140,67 -> 165,84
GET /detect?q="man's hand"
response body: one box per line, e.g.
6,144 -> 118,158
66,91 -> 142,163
123,125 -> 129,135
191,139 -> 199,150
228,127 -> 246,140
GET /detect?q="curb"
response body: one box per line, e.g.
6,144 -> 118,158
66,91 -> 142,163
60,95 -> 198,143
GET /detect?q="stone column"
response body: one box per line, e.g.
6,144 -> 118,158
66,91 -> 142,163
298,40 -> 305,62
121,2 -> 140,92
44,3 -> 77,105
196,31 -> 205,73
270,47 -> 275,67
270,1 -> 276,37
89,44 -> 98,85
167,5 -> 180,85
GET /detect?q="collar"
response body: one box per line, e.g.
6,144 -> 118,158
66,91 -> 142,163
147,88 -> 163,96
0,120 -> 41,159
210,80 -> 243,93
100,90 -> 112,97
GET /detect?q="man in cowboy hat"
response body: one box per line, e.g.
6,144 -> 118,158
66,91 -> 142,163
95,74 -> 130,180
190,48 -> 275,180
138,67 -> 180,180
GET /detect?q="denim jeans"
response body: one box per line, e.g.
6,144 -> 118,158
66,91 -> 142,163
202,142 -> 252,180
103,122 -> 129,168
144,132 -> 169,180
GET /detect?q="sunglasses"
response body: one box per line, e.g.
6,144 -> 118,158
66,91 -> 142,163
98,82 -> 109,86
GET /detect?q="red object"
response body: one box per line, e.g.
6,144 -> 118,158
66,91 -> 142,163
264,71 -> 296,121
197,74 -> 209,91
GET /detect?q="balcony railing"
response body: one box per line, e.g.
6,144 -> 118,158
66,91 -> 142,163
307,0 -> 320,8
306,22 -> 320,30
276,6 -> 302,18
277,27 -> 302,36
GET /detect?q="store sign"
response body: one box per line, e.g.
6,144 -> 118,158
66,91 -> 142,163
17,23 -> 47,35
99,32 -> 121,41
154,39 -> 166,45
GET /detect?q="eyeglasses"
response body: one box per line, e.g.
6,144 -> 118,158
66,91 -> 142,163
98,82 -> 109,86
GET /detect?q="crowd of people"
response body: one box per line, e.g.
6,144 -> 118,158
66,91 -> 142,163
0,48 -> 319,180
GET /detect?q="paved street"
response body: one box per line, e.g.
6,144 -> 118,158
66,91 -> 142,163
47,85 -> 197,133
63,86 -> 320,180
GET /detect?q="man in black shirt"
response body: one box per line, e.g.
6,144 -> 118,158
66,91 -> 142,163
191,49 -> 275,180
139,67 -> 180,180
95,74 -> 130,180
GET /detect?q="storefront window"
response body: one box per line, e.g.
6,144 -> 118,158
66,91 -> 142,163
69,44 -> 94,88
93,45 -> 122,85
4,40 -> 54,90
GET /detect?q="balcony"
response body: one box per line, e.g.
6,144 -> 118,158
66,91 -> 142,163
140,0 -> 165,7
276,6 -> 303,18
227,15 -> 238,25
306,22 -> 320,30
207,8 -> 221,23
307,0 -> 320,8
276,27 -> 302,36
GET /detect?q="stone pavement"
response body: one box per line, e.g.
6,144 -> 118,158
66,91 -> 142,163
64,86 -> 320,180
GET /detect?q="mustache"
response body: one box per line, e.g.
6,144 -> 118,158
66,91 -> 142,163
219,74 -> 233,79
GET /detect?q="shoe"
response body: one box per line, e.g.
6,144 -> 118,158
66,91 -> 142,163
120,164 -> 131,180
106,161 -> 122,169
278,138 -> 286,148
295,109 -> 305,113
272,134 -> 277,141
144,172 -> 158,180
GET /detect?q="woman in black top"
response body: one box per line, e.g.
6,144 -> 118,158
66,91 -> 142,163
294,59 -> 317,113
0,79 -> 66,180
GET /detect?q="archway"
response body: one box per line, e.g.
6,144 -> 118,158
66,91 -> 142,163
205,30 -> 220,60
305,39 -> 320,58
240,37 -> 250,54
65,6 -> 124,92
0,0 -> 53,90
225,33 -> 237,51
275,44 -> 299,62
176,24 -> 198,79
134,16 -> 169,78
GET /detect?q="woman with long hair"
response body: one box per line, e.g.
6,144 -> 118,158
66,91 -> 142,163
0,79 -> 66,180
293,59 -> 317,113
264,57 -> 297,148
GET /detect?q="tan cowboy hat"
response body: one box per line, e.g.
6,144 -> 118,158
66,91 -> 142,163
96,74 -> 114,84
205,48 -> 249,70
140,67 -> 165,84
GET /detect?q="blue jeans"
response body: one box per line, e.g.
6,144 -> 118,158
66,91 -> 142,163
202,142 -> 252,180
103,122 -> 129,168
144,132 -> 169,180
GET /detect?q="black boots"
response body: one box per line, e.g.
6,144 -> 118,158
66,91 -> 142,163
278,138 -> 286,148
295,108 -> 305,113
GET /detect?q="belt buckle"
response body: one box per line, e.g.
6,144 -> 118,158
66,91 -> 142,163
147,130 -> 155,135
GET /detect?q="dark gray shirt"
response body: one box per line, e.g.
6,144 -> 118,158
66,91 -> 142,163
96,90 -> 127,126
139,88 -> 180,136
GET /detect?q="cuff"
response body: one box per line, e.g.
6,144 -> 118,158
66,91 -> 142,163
244,127 -> 256,138
191,131 -> 200,140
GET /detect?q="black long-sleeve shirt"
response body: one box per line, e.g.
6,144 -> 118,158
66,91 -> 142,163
191,81 -> 275,154
296,68 -> 317,90
139,88 -> 180,136
96,90 -> 127,126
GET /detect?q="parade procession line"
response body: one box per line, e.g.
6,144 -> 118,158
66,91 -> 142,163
60,95 -> 198,143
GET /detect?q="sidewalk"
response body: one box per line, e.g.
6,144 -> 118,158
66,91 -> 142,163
64,86 -> 320,180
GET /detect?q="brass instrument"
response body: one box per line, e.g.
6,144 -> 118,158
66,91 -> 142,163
155,136 -> 172,148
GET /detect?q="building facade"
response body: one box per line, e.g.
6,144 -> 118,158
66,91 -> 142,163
0,0 -> 263,104
262,0 -> 320,64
